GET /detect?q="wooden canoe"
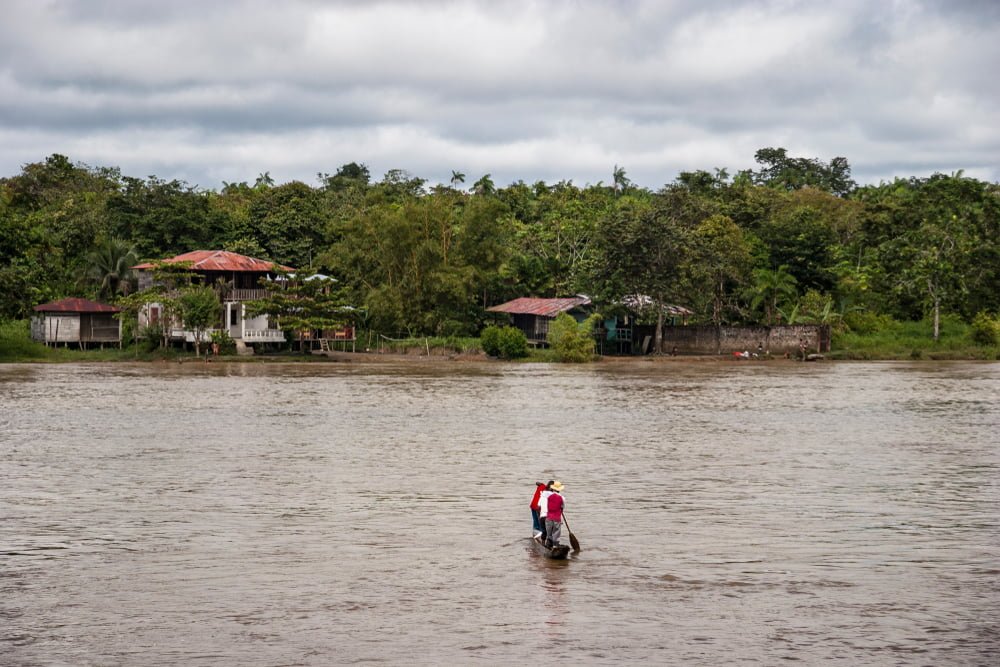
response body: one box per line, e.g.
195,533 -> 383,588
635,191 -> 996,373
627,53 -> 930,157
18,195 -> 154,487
532,535 -> 571,559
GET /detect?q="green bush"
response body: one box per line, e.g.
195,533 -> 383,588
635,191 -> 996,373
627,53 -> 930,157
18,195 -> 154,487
547,313 -> 598,363
210,329 -> 237,355
140,323 -> 163,351
480,325 -> 527,359
480,325 -> 502,356
496,326 -> 528,359
970,311 -> 999,346
844,311 -> 895,334
438,319 -> 472,337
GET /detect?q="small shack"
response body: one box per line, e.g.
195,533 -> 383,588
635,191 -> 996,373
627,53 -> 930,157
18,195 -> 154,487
31,298 -> 122,348
599,296 -> 693,355
487,296 -> 592,346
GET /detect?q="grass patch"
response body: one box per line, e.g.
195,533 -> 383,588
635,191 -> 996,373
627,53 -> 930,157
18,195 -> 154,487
368,333 -> 482,356
830,316 -> 1000,360
0,320 -> 50,362
0,319 -> 198,363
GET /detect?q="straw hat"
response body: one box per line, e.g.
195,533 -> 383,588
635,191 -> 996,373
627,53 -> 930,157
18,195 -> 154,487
550,481 -> 564,492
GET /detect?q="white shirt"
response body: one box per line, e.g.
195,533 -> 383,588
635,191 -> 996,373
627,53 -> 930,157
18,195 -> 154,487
538,490 -> 553,519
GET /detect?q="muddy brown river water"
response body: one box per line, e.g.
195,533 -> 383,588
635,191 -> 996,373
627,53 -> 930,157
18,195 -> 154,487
1,360 -> 998,665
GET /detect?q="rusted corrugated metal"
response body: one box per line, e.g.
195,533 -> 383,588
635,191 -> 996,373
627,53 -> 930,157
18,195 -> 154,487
133,250 -> 293,272
486,296 -> 591,318
620,294 -> 693,316
33,298 -> 121,313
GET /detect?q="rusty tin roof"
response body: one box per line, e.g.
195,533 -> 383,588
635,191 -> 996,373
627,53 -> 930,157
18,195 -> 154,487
33,298 -> 121,313
486,296 -> 591,317
133,250 -> 293,272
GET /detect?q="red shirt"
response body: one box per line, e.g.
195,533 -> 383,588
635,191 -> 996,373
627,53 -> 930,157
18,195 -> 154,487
546,492 -> 564,522
529,483 -> 547,510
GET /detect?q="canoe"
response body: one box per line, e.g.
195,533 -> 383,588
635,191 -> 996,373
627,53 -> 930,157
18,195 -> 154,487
532,535 -> 571,559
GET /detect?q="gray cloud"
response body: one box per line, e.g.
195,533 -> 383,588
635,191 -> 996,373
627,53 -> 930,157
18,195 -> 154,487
1,0 -> 997,189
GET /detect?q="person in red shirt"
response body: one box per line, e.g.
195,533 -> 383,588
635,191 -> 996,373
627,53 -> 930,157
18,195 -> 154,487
529,480 -> 552,539
545,481 -> 565,548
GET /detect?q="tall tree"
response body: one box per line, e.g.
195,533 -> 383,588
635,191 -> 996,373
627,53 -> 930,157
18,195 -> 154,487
246,273 -> 352,352
753,147 -> 856,197
612,165 -> 631,196
178,284 -> 220,356
107,176 -> 221,258
472,174 -> 496,196
693,214 -> 752,327
749,265 -> 798,325
82,237 -> 138,299
242,181 -> 327,269
596,188 -> 706,351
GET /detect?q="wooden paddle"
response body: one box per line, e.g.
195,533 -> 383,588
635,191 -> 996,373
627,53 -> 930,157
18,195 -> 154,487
563,513 -> 581,552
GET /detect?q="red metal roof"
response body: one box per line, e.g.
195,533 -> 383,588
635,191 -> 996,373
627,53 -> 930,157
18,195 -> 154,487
33,298 -> 121,313
133,250 -> 293,272
487,296 -> 591,317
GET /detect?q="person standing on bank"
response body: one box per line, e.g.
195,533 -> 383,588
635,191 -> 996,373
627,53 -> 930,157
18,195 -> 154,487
545,481 -> 565,548
529,480 -> 551,538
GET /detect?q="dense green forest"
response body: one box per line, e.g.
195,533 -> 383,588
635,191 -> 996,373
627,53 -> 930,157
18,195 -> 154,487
2,149 -> 998,343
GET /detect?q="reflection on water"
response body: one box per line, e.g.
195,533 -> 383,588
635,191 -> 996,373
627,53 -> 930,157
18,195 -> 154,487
1,360 -> 998,665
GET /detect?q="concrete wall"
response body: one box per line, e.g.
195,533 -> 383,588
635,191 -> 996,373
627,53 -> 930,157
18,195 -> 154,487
658,324 -> 830,355
31,314 -> 80,343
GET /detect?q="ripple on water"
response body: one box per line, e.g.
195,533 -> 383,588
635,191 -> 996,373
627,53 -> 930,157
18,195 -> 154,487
0,361 -> 998,664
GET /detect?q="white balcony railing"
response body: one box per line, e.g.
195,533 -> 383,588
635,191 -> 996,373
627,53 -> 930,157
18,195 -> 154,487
229,288 -> 270,301
166,326 -> 285,343
243,328 -> 286,342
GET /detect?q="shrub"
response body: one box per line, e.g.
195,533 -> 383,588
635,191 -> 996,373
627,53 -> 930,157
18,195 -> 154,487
140,323 -> 163,351
547,313 -> 598,363
480,325 -> 527,359
210,329 -> 237,355
970,311 -> 999,346
496,326 -> 528,359
844,311 -> 895,335
480,325 -> 502,356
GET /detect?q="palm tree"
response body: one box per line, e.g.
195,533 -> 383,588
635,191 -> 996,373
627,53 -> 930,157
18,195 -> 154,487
750,265 -> 797,325
84,237 -> 139,299
472,174 -> 495,195
450,170 -> 466,189
612,165 -> 630,196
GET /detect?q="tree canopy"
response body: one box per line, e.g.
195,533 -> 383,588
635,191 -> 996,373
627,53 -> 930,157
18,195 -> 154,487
2,149 -> 998,345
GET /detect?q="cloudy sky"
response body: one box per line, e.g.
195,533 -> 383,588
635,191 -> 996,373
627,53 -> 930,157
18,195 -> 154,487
2,0 -> 998,190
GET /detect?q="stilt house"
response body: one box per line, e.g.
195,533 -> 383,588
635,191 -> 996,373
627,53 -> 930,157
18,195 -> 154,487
31,298 -> 122,348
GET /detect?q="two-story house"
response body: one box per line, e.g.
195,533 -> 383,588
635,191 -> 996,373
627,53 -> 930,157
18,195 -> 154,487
133,250 -> 292,349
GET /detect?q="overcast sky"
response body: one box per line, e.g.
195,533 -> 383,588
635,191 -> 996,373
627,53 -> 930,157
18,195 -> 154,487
2,0 -> 998,190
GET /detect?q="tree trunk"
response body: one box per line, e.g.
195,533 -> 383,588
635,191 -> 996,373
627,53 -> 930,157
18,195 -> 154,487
933,297 -> 940,342
654,308 -> 664,354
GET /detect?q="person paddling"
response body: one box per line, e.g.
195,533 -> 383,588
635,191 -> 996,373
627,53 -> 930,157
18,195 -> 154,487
537,481 -> 554,543
544,481 -> 565,548
529,480 -> 551,539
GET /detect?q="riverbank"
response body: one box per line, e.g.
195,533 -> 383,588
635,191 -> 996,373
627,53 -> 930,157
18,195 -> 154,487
2,319 -> 998,363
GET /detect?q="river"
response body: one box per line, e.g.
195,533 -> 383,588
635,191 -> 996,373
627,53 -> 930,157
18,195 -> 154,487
1,360 -> 998,665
